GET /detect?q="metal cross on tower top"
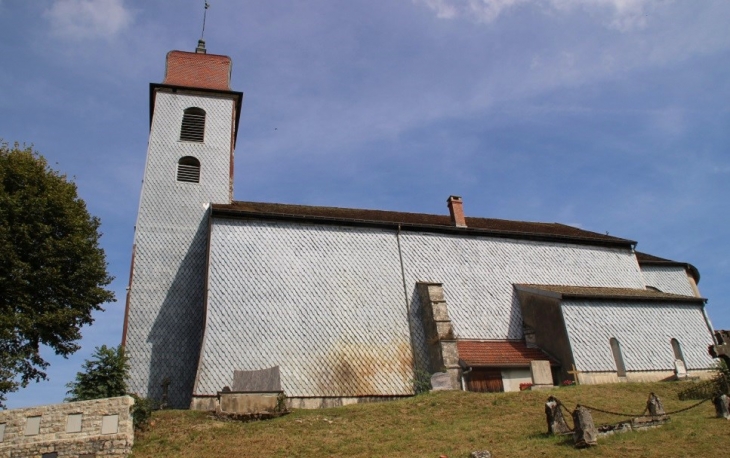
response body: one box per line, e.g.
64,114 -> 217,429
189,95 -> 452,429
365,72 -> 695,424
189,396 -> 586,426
201,1 -> 210,40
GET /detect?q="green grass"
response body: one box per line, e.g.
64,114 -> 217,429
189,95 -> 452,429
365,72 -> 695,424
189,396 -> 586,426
132,382 -> 729,457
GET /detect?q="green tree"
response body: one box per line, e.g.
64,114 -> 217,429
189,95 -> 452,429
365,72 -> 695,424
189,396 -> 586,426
0,141 -> 115,406
65,345 -> 129,401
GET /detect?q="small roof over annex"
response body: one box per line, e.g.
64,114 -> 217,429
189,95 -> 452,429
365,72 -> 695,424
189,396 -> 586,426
635,251 -> 700,283
514,284 -> 706,304
457,340 -> 558,368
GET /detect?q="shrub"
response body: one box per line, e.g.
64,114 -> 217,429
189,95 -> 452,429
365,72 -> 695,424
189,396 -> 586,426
130,394 -> 158,431
412,368 -> 432,395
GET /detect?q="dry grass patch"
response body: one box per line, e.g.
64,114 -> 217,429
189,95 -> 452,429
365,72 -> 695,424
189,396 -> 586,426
132,382 -> 729,458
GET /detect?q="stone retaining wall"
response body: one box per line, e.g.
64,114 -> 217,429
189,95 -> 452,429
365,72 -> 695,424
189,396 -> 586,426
0,396 -> 134,458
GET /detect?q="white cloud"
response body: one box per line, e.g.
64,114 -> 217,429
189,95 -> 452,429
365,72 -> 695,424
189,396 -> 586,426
44,0 -> 133,40
414,0 -> 659,30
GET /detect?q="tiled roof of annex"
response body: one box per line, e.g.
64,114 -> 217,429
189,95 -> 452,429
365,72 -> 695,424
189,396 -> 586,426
514,284 -> 705,303
457,340 -> 558,367
163,50 -> 232,91
211,201 -> 636,247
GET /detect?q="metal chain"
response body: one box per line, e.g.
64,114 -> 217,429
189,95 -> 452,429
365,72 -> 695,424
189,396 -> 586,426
550,394 -> 714,435
577,403 -> 647,418
576,396 -> 711,417
660,397 -> 712,415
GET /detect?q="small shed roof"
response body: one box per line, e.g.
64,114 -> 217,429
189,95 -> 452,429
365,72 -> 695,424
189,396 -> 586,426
514,284 -> 705,303
457,340 -> 558,367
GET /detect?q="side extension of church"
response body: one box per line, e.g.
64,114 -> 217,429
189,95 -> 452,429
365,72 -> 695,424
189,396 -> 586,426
123,45 -> 717,410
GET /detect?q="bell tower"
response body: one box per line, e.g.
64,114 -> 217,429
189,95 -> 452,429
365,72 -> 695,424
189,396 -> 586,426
122,41 -> 243,408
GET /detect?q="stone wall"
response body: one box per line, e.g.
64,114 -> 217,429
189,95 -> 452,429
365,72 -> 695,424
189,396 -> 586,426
0,396 -> 134,458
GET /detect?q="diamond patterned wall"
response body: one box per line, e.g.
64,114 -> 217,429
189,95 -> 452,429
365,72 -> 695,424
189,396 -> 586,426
399,232 -> 645,370
125,91 -> 234,408
195,220 -> 414,397
562,300 -> 715,371
641,266 -> 696,296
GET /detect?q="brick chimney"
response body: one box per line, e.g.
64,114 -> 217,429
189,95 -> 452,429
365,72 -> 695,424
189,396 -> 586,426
447,195 -> 466,227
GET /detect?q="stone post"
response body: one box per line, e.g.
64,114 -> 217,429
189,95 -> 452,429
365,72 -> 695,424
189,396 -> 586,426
545,396 -> 571,435
714,394 -> 730,420
572,406 -> 598,448
646,393 -> 665,417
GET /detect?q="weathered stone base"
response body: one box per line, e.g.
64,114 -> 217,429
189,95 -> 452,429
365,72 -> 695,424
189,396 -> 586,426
191,394 -> 409,411
285,396 -> 409,410
577,370 -> 715,385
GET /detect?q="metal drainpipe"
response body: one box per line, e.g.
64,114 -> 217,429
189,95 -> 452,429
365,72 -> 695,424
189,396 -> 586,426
460,365 -> 473,391
397,224 -> 419,377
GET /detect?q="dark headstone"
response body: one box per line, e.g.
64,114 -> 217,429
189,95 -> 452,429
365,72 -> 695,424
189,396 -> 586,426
159,376 -> 171,410
714,394 -> 730,419
646,393 -> 665,417
232,366 -> 281,392
545,396 -> 572,435
572,406 -> 598,448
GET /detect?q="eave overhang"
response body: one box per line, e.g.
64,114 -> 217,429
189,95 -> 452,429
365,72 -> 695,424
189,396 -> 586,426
210,206 -> 637,249
514,284 -> 707,304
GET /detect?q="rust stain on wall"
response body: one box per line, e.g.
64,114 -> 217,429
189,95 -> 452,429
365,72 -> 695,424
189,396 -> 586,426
315,339 -> 414,396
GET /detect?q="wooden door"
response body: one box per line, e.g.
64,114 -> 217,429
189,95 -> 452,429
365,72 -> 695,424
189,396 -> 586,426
466,369 -> 504,392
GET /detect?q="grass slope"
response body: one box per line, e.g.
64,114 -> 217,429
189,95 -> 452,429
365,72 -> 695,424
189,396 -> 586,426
132,382 -> 729,457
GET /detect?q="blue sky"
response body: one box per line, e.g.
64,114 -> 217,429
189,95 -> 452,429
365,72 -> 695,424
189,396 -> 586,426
1,0 -> 728,408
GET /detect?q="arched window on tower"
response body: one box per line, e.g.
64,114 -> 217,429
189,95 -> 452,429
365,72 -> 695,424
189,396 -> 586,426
609,337 -> 627,377
180,107 -> 206,142
177,156 -> 200,183
671,338 -> 685,364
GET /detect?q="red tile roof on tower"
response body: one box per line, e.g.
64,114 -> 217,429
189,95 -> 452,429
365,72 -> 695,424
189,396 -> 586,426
457,340 -> 558,367
163,50 -> 232,91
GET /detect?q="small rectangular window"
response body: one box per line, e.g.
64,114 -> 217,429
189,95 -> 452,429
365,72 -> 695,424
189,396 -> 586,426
0,423 -> 6,442
25,416 -> 41,436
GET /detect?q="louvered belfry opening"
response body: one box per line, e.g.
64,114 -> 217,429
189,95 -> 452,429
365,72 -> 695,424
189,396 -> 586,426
177,156 -> 201,183
180,107 -> 206,142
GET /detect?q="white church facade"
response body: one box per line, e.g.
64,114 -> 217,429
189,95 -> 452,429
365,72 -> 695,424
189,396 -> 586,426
123,45 -> 717,409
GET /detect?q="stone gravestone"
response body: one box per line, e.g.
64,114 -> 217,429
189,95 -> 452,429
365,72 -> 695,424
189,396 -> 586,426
232,366 -> 281,392
572,406 -> 598,448
430,372 -> 453,391
530,360 -> 553,389
674,359 -> 687,380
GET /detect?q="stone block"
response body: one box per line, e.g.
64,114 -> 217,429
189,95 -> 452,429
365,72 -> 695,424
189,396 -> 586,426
219,392 -> 280,414
425,285 -> 445,303
432,302 -> 450,321
431,372 -> 453,391
441,341 -> 460,367
435,321 -> 453,340
530,360 -> 552,386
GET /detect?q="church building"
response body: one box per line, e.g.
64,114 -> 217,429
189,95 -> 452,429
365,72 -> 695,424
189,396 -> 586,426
122,44 -> 717,410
